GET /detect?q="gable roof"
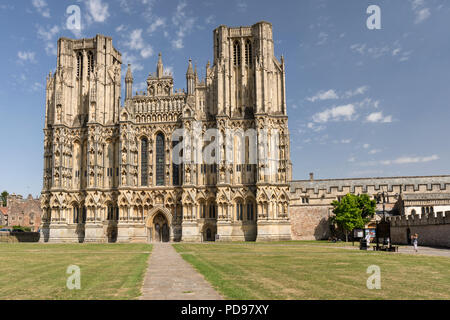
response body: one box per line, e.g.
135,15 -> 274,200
0,207 -> 8,216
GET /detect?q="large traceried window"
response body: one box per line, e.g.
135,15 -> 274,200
87,51 -> 94,77
233,41 -> 241,66
245,40 -> 252,66
172,140 -> 180,186
141,138 -> 148,186
77,52 -> 83,78
156,133 -> 165,186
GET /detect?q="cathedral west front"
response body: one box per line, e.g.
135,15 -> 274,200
40,22 -> 293,243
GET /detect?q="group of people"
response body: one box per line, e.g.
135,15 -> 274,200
363,232 -> 419,253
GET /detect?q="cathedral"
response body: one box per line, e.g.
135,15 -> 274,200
40,22 -> 293,243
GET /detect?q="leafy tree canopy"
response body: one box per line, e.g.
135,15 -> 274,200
331,193 -> 376,241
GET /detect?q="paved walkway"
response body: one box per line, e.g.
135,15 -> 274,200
140,243 -> 223,300
396,245 -> 450,258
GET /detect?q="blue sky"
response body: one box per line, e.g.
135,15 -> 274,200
0,0 -> 449,197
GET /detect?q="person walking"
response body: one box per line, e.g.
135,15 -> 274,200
412,233 -> 419,253
365,232 -> 371,248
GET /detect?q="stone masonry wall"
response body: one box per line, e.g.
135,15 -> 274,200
290,206 -> 331,240
389,213 -> 450,247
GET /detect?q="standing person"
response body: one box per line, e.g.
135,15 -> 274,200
412,233 -> 419,253
365,232 -> 371,248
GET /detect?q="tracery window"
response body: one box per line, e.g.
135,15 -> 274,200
233,41 -> 241,66
236,202 -> 243,221
172,140 -> 180,186
76,52 -> 83,78
87,51 -> 94,77
141,138 -> 148,186
245,40 -> 252,66
156,133 -> 165,186
247,203 -> 254,221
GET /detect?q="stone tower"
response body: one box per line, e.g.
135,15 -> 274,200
210,21 -> 292,240
41,35 -> 122,242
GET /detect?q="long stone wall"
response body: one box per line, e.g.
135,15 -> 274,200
389,213 -> 450,248
288,175 -> 450,242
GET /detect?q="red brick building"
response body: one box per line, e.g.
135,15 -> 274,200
5,194 -> 42,232
0,207 -> 8,227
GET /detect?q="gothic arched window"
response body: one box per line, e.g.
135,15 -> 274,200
233,41 -> 241,66
156,133 -> 165,186
141,138 -> 148,186
77,52 -> 83,78
245,40 -> 252,66
87,51 -> 94,77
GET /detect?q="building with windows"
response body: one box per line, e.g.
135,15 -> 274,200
40,21 -> 450,246
3,194 -> 41,232
40,22 -> 292,243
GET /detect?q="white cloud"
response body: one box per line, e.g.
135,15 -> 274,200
205,15 -> 215,25
121,52 -> 144,72
236,0 -> 247,12
368,149 -> 382,155
415,8 -> 431,24
312,104 -> 356,123
17,51 -> 36,63
381,155 -> 439,165
32,0 -> 50,18
366,112 -> 392,123
37,25 -> 60,55
307,89 -> 339,102
316,32 -> 328,46
343,86 -> 369,98
148,17 -> 165,34
360,154 -> 439,166
85,0 -> 109,23
306,122 -> 326,132
125,29 -> 154,59
37,25 -> 59,41
363,144 -> 370,149
171,1 -> 196,49
410,0 -> 431,24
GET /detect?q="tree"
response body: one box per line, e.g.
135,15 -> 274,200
331,194 -> 376,242
0,191 -> 8,207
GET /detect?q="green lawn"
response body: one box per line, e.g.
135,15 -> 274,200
0,243 -> 152,300
173,242 -> 450,300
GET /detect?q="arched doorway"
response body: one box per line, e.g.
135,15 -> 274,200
202,224 -> 216,242
151,213 -> 170,242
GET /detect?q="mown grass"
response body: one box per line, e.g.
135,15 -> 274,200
0,243 -> 152,300
173,242 -> 450,300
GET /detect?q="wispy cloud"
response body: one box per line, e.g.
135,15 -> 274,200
148,17 -> 166,34
366,111 -> 393,123
236,0 -> 247,12
312,104 -> 356,123
411,0 -> 431,24
125,29 -> 154,58
85,0 -> 110,23
17,51 -> 36,64
307,89 -> 338,102
171,1 -> 196,49
32,0 -> 50,18
360,154 -> 439,166
36,25 -> 60,55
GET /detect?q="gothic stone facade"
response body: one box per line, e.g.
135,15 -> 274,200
41,22 -> 292,243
